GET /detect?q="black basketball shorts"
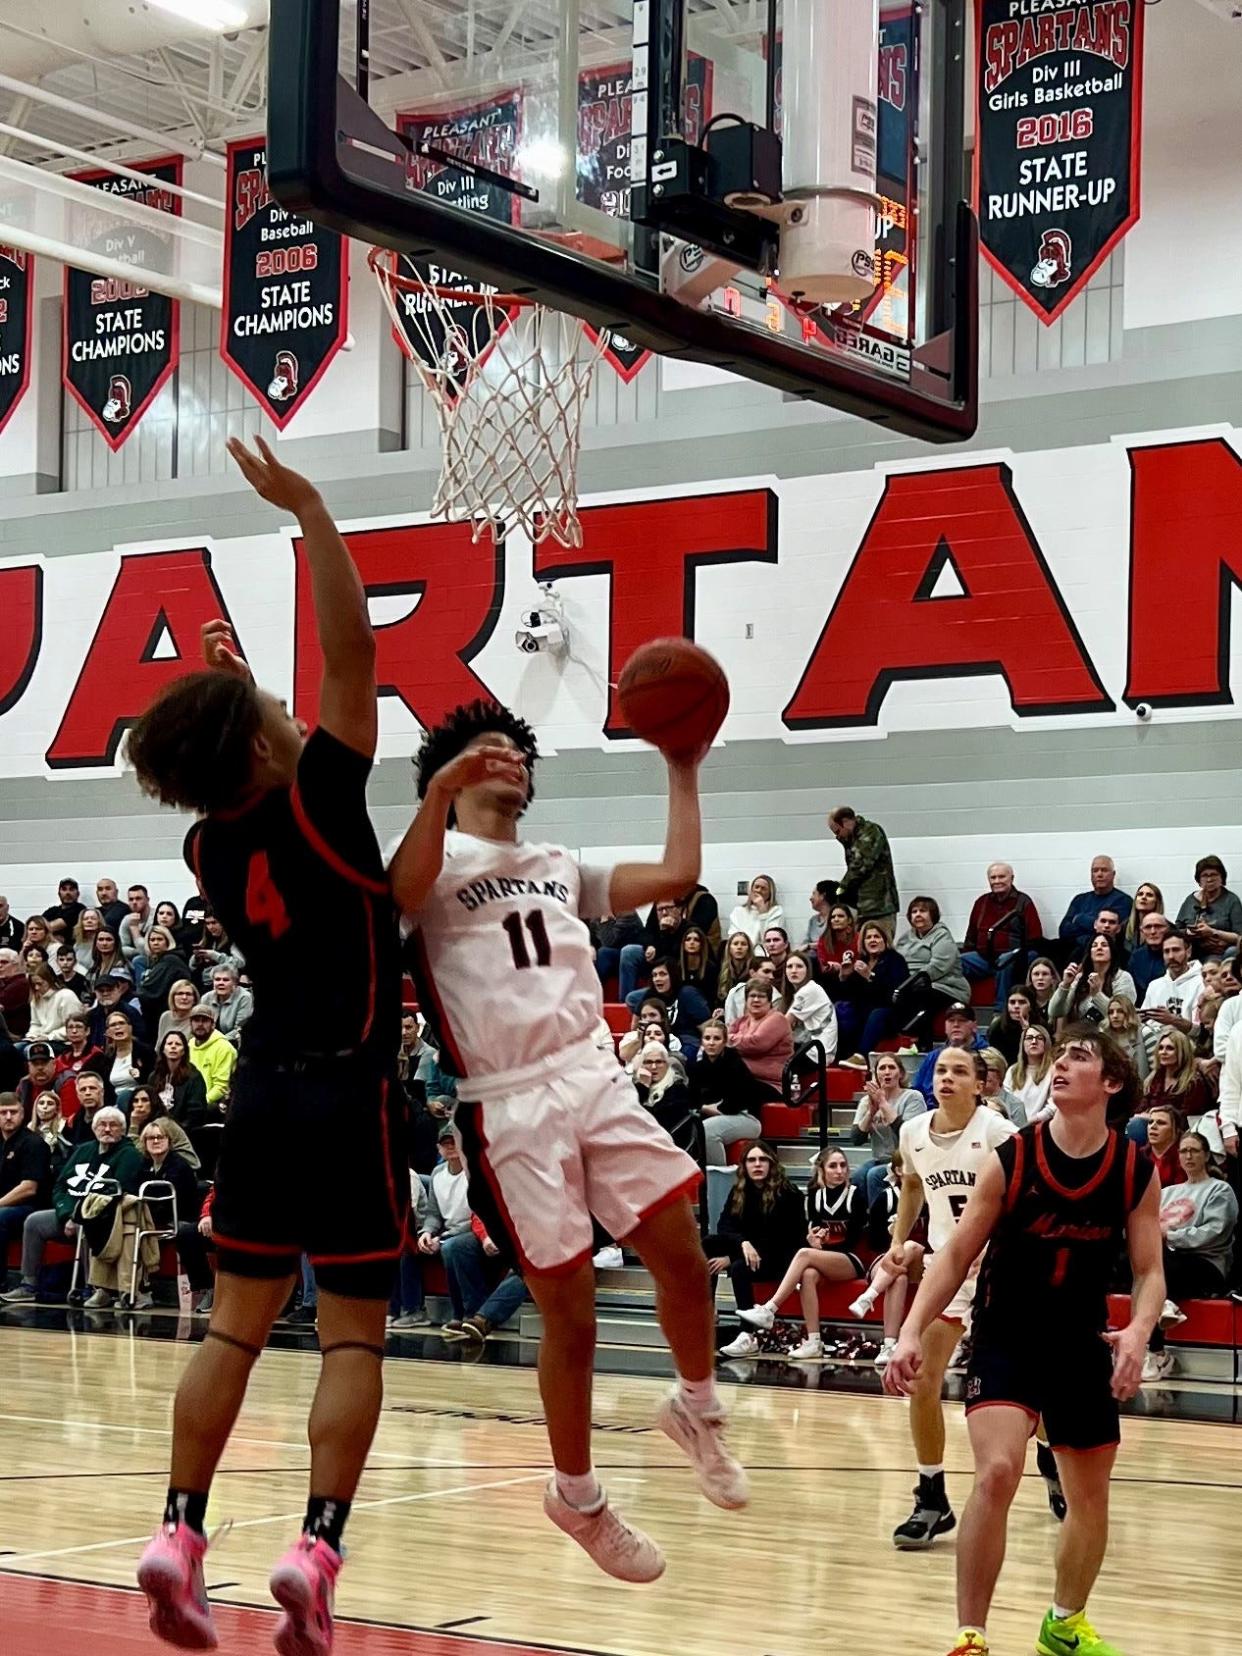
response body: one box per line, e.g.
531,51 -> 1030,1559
964,1331 -> 1120,1453
212,1055 -> 408,1300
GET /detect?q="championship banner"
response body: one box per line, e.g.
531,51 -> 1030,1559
222,137 -> 348,428
0,246 -> 33,439
974,0 -> 1143,324
393,96 -> 524,397
63,158 -> 181,450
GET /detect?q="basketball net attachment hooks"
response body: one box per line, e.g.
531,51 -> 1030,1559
369,247 -> 605,549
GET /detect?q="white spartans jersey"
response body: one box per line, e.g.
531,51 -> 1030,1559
900,1105 -> 1016,1255
399,831 -> 614,1084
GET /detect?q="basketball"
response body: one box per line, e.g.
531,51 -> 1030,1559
617,638 -> 730,757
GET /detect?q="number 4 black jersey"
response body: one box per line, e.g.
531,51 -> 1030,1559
974,1122 -> 1153,1342
185,727 -> 401,1060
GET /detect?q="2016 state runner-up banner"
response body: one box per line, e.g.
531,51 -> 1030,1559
974,0 -> 1143,324
0,246 -> 33,439
222,137 -> 348,427
63,158 -> 181,449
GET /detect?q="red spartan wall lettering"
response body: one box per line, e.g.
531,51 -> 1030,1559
535,489 -> 778,736
0,564 -> 42,718
292,523 -> 503,732
783,464 -> 1113,728
47,549 -> 234,768
1126,438 -> 1242,708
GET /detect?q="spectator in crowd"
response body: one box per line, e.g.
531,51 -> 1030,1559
1002,1025 -> 1054,1125
1058,855 -> 1133,959
112,1118 -> 204,1309
1023,956 -> 1058,1024
55,1012 -> 108,1113
960,863 -> 1043,1004
1092,907 -> 1129,964
591,910 -> 645,992
153,902 -> 188,953
187,912 -> 245,992
201,963 -> 254,1049
1141,1104 -> 1187,1185
782,952 -> 837,1059
22,943 -> 49,975
1211,960 -> 1242,1062
126,1087 -> 199,1170
0,1090 -> 51,1255
893,896 -> 972,1046
181,891 -> 209,938
387,1179 -> 429,1331
1125,882 -> 1164,951
0,896 -> 23,951
87,929 -> 125,993
677,926 -> 717,998
980,1047 -> 1024,1121
1143,1131 -> 1238,1381
186,1003 -> 238,1114
761,926 -> 791,975
722,958 -> 783,1027
716,933 -> 756,1010
680,882 -> 721,950
1106,996 -> 1150,1083
728,979 -> 793,1098
417,1123 -> 477,1335
42,878 -> 86,941
911,1003 -> 987,1103
847,1147 -> 921,1365
135,926 -> 191,1032
816,902 -> 860,982
28,1090 -> 70,1180
1144,1030 -> 1220,1151
613,896 -> 688,1005
87,967 -> 144,1048
118,885 -> 155,963
802,881 -> 838,952
1048,935 -> 1137,1029
833,920 -> 910,1063
23,916 -> 53,954
0,949 -> 30,1043
0,1103 -> 143,1303
103,1009 -> 153,1095
54,944 -> 90,1006
1142,931 -> 1206,1035
712,1141 -> 807,1357
1177,855 -> 1242,958
1128,913 -> 1173,1002
93,878 -> 130,935
828,806 -> 898,940
64,1071 -> 107,1146
849,1052 -> 926,1204
690,1018 -> 764,1167
632,1045 -> 695,1144
157,981 -> 200,1046
626,959 -> 710,1058
149,1032 -> 211,1142
726,875 -> 784,949
16,1042 -> 69,1123
987,987 -> 1035,1066
25,963 -> 85,1044
72,909 -> 104,973
739,1147 -> 867,1357
619,999 -> 681,1069
457,1215 -> 528,1344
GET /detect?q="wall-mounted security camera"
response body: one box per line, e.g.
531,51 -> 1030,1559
1134,703 -> 1152,721
515,584 -> 568,656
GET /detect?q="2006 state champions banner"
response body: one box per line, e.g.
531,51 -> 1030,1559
974,0 -> 1143,324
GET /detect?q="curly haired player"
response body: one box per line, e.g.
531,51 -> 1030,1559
388,697 -> 748,1582
128,437 -> 407,1656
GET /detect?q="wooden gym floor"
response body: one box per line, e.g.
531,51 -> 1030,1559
0,1322 -> 1238,1655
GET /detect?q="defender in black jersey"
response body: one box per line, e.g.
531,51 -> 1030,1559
885,1027 -> 1164,1656
127,437 -> 406,1656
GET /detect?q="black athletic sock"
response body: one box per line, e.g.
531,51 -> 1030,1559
164,1487 -> 209,1535
1036,1441 -> 1059,1482
303,1496 -> 351,1554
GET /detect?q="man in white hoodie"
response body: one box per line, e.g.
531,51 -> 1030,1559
1216,1019 -> 1241,1163
1140,931 -> 1204,1062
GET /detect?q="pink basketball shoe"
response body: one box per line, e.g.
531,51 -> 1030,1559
269,1534 -> 344,1656
137,1521 -> 218,1650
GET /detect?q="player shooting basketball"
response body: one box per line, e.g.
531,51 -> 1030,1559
389,693 -> 748,1582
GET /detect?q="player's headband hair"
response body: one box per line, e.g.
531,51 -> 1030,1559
413,699 -> 539,820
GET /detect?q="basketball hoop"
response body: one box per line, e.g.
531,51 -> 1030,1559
369,247 -> 605,548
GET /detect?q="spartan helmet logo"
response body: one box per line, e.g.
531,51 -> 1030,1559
1030,229 -> 1072,290
102,374 -> 132,423
268,350 -> 299,401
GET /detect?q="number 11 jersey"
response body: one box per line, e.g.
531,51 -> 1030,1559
401,830 -> 614,1086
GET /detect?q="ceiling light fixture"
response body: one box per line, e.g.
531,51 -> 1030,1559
146,0 -> 251,32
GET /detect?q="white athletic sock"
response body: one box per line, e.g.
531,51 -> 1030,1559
959,1627 -> 985,1640
677,1373 -> 722,1415
918,1463 -> 945,1480
555,1469 -> 604,1512
1052,1604 -> 1080,1623
855,1286 -> 877,1306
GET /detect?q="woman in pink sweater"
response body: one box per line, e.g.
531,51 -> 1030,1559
728,980 -> 794,1099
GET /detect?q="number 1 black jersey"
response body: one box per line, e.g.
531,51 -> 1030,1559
184,727 -> 401,1060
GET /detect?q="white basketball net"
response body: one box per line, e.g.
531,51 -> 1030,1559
370,248 -> 605,548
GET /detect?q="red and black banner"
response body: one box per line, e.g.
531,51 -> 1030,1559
222,137 -> 349,427
0,246 -> 33,439
63,158 -> 181,450
393,96 -> 524,394
973,0 -> 1143,324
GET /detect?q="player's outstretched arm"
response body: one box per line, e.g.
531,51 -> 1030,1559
389,745 -> 530,916
608,754 -> 703,914
1106,1175 -> 1164,1400
883,1157 -> 1005,1396
227,435 -> 377,758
